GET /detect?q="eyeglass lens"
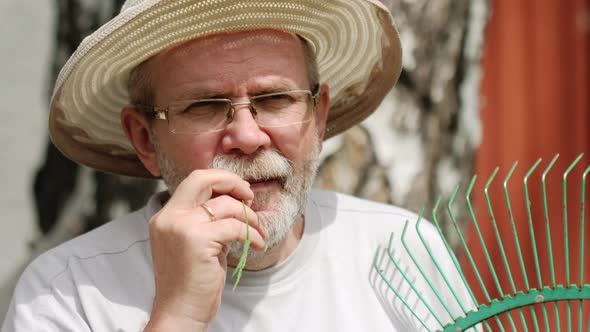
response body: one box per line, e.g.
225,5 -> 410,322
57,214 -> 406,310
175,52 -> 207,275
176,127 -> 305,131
166,91 -> 313,134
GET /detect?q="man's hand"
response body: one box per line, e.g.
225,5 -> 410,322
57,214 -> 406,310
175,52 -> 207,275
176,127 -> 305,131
144,170 -> 267,331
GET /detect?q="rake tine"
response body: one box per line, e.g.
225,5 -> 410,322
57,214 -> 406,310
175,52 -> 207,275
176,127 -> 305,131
524,158 -> 551,331
484,167 -> 512,294
504,162 -> 530,290
401,217 -> 457,323
579,165 -> 590,332
414,209 -> 470,315
387,231 -> 444,330
447,185 -> 491,301
504,162 -> 534,331
564,153 -> 584,331
373,244 -> 433,331
431,196 -> 478,305
387,230 -> 452,327
524,159 -> 544,289
542,154 -> 560,331
579,162 -> 589,332
464,177 -> 506,332
484,167 -> 518,331
448,184 -> 507,331
465,176 -> 505,300
564,154 -> 583,286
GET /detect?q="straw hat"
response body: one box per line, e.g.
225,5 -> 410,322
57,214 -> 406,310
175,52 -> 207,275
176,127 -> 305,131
49,0 -> 402,177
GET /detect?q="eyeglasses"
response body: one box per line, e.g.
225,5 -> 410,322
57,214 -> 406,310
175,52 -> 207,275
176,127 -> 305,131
136,86 -> 320,135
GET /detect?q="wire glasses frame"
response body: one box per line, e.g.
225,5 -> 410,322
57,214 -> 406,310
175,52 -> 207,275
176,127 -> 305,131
136,85 -> 320,135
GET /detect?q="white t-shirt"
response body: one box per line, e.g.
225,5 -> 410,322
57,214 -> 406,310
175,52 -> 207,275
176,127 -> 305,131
2,190 -> 474,331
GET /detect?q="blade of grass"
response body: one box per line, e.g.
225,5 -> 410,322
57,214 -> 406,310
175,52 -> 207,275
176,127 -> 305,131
232,200 -> 251,289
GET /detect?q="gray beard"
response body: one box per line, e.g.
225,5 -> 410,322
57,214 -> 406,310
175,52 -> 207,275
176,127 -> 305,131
154,137 -> 320,261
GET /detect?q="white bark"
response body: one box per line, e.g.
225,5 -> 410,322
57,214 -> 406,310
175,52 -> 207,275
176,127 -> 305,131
316,0 -> 490,247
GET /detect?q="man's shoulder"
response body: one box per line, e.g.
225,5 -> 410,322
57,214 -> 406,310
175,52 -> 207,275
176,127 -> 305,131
310,189 -> 419,223
4,207 -> 154,331
21,207 -> 150,289
309,189 -> 441,241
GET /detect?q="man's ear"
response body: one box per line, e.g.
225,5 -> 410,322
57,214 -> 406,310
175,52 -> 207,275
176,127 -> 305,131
120,107 -> 161,177
316,84 -> 330,142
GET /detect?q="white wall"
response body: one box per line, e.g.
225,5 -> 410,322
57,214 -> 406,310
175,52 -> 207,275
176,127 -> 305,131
0,0 -> 54,318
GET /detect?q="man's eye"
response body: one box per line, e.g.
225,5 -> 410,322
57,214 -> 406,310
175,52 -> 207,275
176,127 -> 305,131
257,94 -> 295,105
182,101 -> 225,116
265,94 -> 291,100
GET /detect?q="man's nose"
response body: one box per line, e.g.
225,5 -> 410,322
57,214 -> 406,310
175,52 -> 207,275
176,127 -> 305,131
220,104 -> 271,155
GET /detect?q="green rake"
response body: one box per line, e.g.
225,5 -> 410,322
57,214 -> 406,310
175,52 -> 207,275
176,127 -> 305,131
372,154 -> 590,331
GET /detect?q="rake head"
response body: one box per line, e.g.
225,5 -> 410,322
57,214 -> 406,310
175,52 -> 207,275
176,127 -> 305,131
372,154 -> 590,331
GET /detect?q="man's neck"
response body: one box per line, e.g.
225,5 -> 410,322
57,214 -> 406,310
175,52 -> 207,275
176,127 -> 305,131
227,215 -> 305,271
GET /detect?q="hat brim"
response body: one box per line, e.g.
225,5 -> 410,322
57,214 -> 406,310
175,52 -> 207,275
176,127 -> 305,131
49,0 -> 402,178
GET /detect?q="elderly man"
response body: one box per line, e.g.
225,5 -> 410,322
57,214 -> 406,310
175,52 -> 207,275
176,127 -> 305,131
3,1 -> 471,331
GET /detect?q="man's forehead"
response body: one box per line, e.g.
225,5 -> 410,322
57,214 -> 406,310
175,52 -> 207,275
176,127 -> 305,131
158,29 -> 302,60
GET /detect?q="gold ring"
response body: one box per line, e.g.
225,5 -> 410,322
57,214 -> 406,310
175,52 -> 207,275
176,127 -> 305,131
200,203 -> 216,222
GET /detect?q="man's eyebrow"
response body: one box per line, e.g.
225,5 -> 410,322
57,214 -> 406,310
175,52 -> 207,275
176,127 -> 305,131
172,80 -> 302,100
248,80 -> 300,94
174,89 -> 229,100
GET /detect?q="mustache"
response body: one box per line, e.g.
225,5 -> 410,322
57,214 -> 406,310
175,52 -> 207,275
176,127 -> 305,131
210,149 -> 292,183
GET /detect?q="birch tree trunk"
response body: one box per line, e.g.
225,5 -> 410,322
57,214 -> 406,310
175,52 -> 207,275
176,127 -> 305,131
32,0 -> 489,249
316,0 -> 489,247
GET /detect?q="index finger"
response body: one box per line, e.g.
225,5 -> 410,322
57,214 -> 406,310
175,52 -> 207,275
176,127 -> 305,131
168,169 -> 253,208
